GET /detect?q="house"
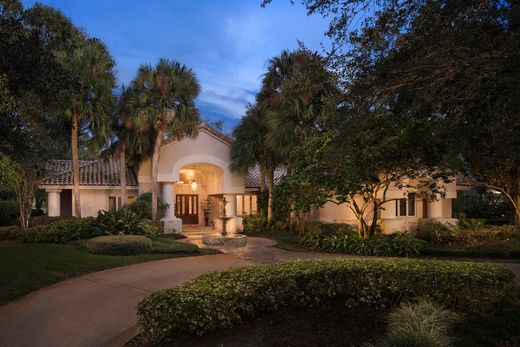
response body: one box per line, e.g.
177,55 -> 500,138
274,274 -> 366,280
40,124 -> 459,234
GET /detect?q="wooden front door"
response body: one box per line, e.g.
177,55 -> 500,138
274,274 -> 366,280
176,194 -> 199,224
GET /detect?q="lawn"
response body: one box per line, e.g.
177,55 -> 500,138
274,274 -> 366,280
244,229 -> 307,251
0,237 -> 216,305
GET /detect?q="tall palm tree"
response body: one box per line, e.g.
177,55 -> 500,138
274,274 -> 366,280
260,48 -> 337,228
131,59 -> 200,222
230,103 -> 281,222
57,38 -> 115,218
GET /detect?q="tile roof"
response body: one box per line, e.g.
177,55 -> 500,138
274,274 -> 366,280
456,175 -> 476,186
245,166 -> 286,189
40,157 -> 138,187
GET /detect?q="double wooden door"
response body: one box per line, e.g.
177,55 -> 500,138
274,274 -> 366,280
176,194 -> 199,224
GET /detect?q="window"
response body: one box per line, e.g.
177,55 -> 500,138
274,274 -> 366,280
127,196 -> 135,205
108,197 -> 117,212
235,193 -> 258,216
395,193 -> 416,217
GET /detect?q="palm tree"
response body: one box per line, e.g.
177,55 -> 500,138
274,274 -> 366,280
57,38 -> 115,218
131,59 -> 200,222
230,103 -> 280,222
260,48 -> 337,229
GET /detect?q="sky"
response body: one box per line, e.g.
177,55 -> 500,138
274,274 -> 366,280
22,0 -> 332,132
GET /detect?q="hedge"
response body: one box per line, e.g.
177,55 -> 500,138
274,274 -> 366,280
301,231 -> 425,257
18,218 -> 99,243
137,259 -> 513,344
0,200 -> 18,226
86,235 -> 152,255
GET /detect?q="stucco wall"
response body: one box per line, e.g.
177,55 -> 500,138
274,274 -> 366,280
70,188 -> 139,217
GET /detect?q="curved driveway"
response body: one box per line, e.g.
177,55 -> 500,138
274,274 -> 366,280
0,237 -> 518,347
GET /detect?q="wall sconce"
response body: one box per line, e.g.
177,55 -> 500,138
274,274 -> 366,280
191,180 -> 198,191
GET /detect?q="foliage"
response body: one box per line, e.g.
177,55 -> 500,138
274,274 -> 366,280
0,225 -> 18,241
416,222 -> 519,247
373,300 -> 460,347
242,214 -> 267,234
0,200 -> 18,226
17,218 -> 99,243
137,259 -> 512,344
130,58 -> 201,221
86,235 -> 152,256
453,189 -> 510,222
94,206 -> 162,239
127,192 -> 169,219
301,230 -> 424,257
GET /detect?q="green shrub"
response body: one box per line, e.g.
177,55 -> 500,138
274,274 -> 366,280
319,222 -> 355,235
416,221 -> 518,246
86,235 -> 152,255
374,300 -> 460,347
301,231 -> 424,257
29,216 -> 67,227
95,207 -> 162,239
243,214 -> 267,234
0,225 -> 18,240
137,259 -> 513,345
18,218 -> 99,243
457,217 -> 486,230
127,192 -> 169,219
0,200 -> 18,226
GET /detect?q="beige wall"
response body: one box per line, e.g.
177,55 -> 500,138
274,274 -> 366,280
71,187 -> 139,217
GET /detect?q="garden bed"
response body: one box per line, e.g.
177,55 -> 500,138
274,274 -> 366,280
128,301 -> 389,346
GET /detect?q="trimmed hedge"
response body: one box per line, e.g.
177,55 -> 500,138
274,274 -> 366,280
86,235 -> 152,255
18,218 -> 99,243
137,259 -> 513,344
301,231 -> 424,257
0,200 -> 18,226
416,222 -> 518,246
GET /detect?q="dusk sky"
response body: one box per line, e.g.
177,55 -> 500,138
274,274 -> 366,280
22,0 -> 332,132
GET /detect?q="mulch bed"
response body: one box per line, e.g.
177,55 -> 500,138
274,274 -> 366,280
128,301 -> 389,347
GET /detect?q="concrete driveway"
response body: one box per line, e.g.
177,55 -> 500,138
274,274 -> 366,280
0,254 -> 250,347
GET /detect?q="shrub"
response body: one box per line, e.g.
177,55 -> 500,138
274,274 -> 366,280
457,217 -> 486,230
86,235 -> 152,255
127,192 -> 169,219
301,231 -> 424,257
243,214 -> 267,234
374,300 -> 460,347
319,222 -> 355,235
0,200 -> 18,226
137,259 -> 513,345
416,221 -> 518,246
0,225 -> 18,240
18,218 -> 99,243
29,216 -> 67,227
94,207 -> 162,239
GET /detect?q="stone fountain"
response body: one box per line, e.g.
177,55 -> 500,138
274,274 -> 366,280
202,196 -> 247,248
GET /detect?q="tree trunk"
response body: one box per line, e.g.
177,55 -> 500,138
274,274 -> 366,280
368,200 -> 379,237
151,127 -> 164,222
119,141 -> 127,207
71,111 -> 81,218
267,166 -> 274,223
511,193 -> 520,226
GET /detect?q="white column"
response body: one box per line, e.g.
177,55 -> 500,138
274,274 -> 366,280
161,182 -> 182,234
162,182 -> 175,219
428,199 -> 443,219
47,189 -> 61,217
225,194 -> 236,217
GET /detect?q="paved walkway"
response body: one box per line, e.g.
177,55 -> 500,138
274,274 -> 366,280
0,254 -> 250,347
0,235 -> 519,347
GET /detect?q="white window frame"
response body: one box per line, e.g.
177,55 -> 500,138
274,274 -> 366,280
395,193 -> 416,217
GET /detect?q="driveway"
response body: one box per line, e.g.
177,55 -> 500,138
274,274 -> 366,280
0,254 -> 250,347
0,238 -> 519,347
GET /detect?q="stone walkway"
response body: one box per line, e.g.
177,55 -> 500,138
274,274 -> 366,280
0,235 -> 519,347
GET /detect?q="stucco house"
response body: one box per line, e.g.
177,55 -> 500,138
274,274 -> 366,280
40,124 -> 458,234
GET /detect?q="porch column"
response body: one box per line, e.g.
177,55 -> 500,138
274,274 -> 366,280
161,182 -> 182,234
47,189 -> 61,217
428,199 -> 443,219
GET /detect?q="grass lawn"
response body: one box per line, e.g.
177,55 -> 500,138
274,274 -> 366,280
244,229 -> 306,251
0,237 -> 217,305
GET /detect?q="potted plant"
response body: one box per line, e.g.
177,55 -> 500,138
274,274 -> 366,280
201,198 -> 212,226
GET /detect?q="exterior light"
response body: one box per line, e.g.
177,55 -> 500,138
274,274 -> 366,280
191,180 -> 198,191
